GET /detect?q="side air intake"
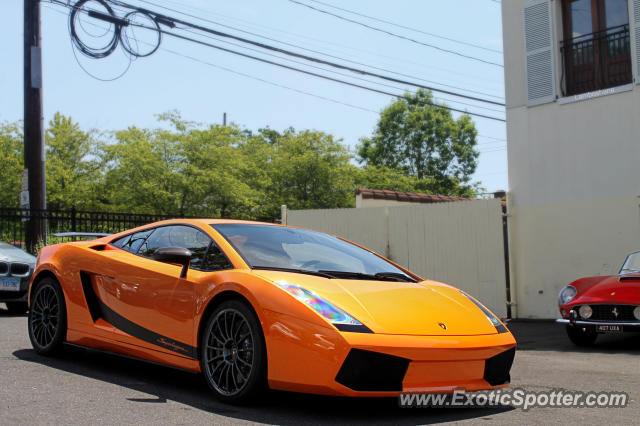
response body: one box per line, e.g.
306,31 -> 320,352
484,347 -> 516,386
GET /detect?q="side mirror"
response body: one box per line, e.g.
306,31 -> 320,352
152,247 -> 192,278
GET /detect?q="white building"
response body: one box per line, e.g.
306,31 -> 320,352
502,0 -> 640,318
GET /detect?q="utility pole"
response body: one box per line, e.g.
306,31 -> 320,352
223,112 -> 227,126
24,0 -> 46,252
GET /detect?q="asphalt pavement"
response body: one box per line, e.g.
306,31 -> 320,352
1,306 -> 638,425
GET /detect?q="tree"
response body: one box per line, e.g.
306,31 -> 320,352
100,112 -> 268,219
357,89 -> 480,197
0,121 -> 23,207
258,128 -> 356,216
45,113 -> 101,210
355,165 -> 434,193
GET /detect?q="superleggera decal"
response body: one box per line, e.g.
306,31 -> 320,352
80,272 -> 197,359
97,299 -> 198,359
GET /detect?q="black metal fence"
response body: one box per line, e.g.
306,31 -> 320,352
0,207 -> 186,250
561,25 -> 631,96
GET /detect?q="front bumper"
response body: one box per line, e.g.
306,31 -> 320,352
556,318 -> 640,328
264,310 -> 517,396
0,275 -> 31,303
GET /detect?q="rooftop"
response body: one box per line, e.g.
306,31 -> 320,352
355,188 -> 471,204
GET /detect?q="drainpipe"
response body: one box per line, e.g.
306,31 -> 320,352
505,192 -> 518,319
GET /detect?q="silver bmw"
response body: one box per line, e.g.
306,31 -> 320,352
0,242 -> 36,314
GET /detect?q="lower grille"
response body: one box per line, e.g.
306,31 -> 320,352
588,305 -> 637,322
484,347 -> 516,386
335,349 -> 410,392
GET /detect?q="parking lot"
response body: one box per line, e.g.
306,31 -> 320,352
1,307 -> 638,425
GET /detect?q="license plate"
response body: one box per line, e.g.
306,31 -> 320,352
597,325 -> 622,334
0,277 -> 21,292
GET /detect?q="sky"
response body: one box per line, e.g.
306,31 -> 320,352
1,0 -> 507,193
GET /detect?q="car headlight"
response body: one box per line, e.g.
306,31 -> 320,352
558,285 -> 577,305
578,305 -> 592,319
634,306 -> 640,321
461,291 -> 508,333
275,281 -> 372,333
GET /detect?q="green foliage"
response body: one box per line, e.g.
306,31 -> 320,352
45,112 -> 102,210
357,89 -> 480,197
1,107 -> 485,220
97,115 -> 356,219
257,128 -> 356,217
0,121 -> 23,207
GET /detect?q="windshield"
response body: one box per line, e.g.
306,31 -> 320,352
620,251 -> 640,274
212,224 -> 414,281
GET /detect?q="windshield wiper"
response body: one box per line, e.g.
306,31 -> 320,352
252,266 -> 336,279
374,272 -> 417,282
318,270 -> 415,282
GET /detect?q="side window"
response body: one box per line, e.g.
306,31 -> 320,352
204,243 -> 233,271
138,225 -> 211,270
111,230 -> 153,254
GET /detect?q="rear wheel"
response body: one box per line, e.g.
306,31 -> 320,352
5,301 -> 28,315
566,325 -> 597,346
28,277 -> 67,356
200,299 -> 267,404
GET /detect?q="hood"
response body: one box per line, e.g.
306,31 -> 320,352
0,242 -> 37,265
572,274 -> 640,305
255,270 -> 499,336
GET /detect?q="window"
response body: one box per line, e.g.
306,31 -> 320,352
213,223 -> 412,279
138,225 -> 211,270
204,243 -> 233,271
561,0 -> 631,95
111,230 -> 153,254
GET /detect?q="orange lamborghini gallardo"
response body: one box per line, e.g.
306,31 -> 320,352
28,219 -> 516,403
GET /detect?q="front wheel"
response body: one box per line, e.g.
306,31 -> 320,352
566,325 -> 597,346
200,300 -> 267,404
28,277 -> 67,356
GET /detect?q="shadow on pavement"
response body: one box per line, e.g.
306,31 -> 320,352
13,346 -> 513,425
0,304 -> 28,318
508,320 -> 640,353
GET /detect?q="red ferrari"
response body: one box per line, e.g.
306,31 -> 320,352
557,251 -> 640,346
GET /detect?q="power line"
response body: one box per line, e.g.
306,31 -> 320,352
48,1 -> 505,121
153,0 -> 506,91
304,0 -> 503,54
150,24 -> 505,121
111,0 -> 505,107
136,0 -> 505,101
46,5 -> 510,136
286,0 -> 504,67
43,3 -> 380,114
160,47 -> 380,114
479,134 -> 506,142
174,24 -> 506,114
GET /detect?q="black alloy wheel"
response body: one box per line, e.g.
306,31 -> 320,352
200,300 -> 266,403
28,277 -> 67,355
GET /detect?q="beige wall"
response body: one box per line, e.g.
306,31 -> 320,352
287,200 -> 508,317
503,1 -> 640,318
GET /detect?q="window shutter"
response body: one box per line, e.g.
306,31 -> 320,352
632,0 -> 640,84
523,0 -> 556,106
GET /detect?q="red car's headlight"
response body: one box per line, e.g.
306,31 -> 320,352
558,285 -> 577,305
